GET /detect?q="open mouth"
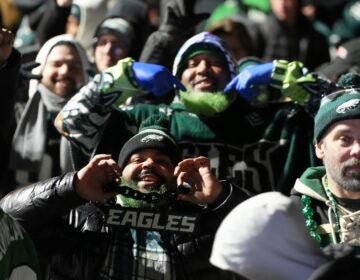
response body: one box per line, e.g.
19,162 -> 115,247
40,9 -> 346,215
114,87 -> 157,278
56,78 -> 73,87
194,78 -> 215,91
136,170 -> 164,190
139,174 -> 159,183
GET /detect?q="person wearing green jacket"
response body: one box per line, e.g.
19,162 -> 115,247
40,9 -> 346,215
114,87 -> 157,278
292,86 -> 360,249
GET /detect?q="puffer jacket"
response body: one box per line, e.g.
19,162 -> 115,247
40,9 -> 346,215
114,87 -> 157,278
0,172 -> 247,280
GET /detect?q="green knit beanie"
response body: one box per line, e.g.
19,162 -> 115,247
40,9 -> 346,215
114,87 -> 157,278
175,43 -> 229,78
314,88 -> 360,142
117,115 -> 181,168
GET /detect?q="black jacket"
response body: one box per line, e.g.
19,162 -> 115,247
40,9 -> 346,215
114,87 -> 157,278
0,172 -> 247,279
260,14 -> 330,71
0,48 -> 21,195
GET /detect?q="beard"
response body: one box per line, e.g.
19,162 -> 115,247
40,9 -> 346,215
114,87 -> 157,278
327,159 -> 360,192
179,90 -> 232,117
116,174 -> 177,210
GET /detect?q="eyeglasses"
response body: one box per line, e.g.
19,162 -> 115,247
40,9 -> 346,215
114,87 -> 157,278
320,87 -> 360,107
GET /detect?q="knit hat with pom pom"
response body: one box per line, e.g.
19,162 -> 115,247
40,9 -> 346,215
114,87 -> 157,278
117,115 -> 181,168
314,73 -> 360,142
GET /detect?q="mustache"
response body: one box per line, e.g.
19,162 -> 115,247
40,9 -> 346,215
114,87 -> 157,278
343,159 -> 360,168
134,168 -> 166,183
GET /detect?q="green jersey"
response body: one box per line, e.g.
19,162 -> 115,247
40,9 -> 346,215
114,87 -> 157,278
57,59 -> 318,195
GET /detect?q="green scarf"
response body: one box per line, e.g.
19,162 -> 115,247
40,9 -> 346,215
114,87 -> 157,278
116,177 -> 177,210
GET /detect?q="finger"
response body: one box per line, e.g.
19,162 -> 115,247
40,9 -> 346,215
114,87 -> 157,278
21,61 -> 41,71
224,76 -> 238,94
239,70 -> 252,88
90,154 -> 113,164
193,156 -> 210,168
97,159 -> 121,180
174,158 -> 196,176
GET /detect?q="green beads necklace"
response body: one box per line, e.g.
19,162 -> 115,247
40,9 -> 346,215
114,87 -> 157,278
301,175 -> 342,245
301,194 -> 322,245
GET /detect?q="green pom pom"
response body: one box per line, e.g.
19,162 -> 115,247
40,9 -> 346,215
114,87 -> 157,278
337,73 -> 360,88
138,115 -> 171,132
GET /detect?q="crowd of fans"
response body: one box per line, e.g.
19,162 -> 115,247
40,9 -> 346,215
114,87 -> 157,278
0,0 -> 360,279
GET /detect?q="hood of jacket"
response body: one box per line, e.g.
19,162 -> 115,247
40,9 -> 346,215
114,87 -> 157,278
294,166 -> 327,202
28,34 -> 91,98
172,31 -> 238,80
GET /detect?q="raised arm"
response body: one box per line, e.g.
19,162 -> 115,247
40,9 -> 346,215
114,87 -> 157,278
55,58 -> 184,156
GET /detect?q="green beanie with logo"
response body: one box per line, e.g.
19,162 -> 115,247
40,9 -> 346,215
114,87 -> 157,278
118,115 -> 181,168
314,88 -> 360,142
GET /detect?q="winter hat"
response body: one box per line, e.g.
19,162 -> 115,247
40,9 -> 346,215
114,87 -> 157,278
173,32 -> 237,80
316,38 -> 360,81
177,43 -> 229,76
70,4 -> 81,21
205,0 -> 242,30
210,192 -> 326,280
118,115 -> 181,168
28,34 -> 90,98
94,17 -> 134,49
314,87 -> 360,142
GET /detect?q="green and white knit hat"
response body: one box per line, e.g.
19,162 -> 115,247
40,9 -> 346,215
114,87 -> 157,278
118,115 -> 181,168
173,32 -> 237,80
314,88 -> 360,142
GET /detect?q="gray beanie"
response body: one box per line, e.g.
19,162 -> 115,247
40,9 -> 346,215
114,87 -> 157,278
94,17 -> 134,49
118,115 -> 181,168
314,88 -> 360,142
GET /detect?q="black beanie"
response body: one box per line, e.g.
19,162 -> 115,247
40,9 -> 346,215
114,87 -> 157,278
118,115 -> 181,168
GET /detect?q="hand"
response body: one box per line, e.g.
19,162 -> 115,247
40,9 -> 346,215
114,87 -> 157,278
132,61 -> 185,97
0,28 -> 14,65
74,154 -> 121,202
162,0 -> 209,29
174,156 -> 223,205
224,62 -> 274,101
20,61 -> 42,80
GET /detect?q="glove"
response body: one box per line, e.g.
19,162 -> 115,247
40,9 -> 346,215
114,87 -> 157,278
161,0 -> 209,30
20,61 -> 42,80
132,61 -> 185,97
224,62 -> 274,101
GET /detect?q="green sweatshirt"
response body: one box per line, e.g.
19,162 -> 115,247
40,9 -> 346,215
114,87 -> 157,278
294,166 -> 360,250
